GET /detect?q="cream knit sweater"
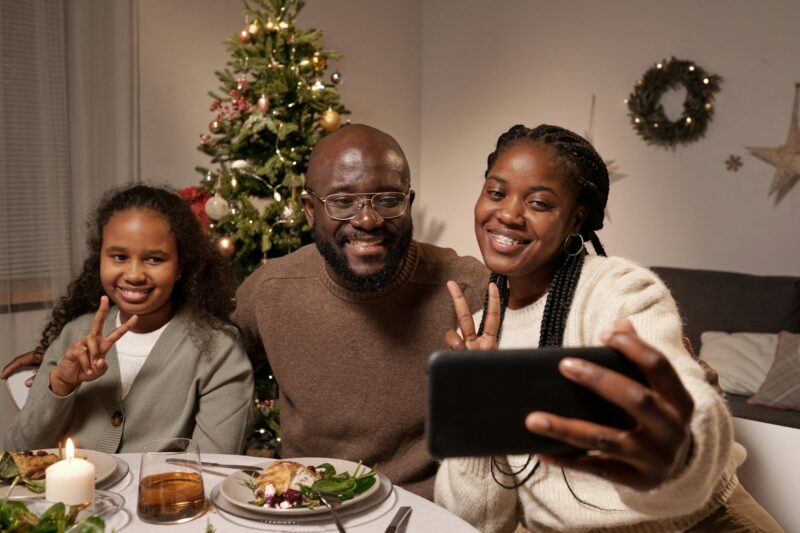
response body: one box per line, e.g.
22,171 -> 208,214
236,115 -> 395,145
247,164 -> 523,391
434,255 -> 745,532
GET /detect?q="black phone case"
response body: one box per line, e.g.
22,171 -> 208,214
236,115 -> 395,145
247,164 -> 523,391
426,347 -> 648,458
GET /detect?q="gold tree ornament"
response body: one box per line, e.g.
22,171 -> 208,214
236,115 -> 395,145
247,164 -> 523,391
215,235 -> 236,257
310,52 -> 326,72
747,83 -> 800,202
320,108 -> 341,132
238,27 -> 252,43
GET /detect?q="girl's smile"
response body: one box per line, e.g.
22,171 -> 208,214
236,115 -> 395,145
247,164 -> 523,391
100,208 -> 180,333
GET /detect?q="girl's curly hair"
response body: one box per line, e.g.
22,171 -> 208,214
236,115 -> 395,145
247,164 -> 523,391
37,184 -> 238,352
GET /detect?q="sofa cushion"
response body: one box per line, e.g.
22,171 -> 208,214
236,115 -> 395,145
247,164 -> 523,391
651,266 -> 800,351
699,331 -> 777,395
748,331 -> 800,413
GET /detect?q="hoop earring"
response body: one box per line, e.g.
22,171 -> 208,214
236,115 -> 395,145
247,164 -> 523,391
563,233 -> 584,256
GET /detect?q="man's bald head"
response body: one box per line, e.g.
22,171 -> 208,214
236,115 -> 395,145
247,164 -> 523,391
302,124 -> 414,292
306,124 -> 410,192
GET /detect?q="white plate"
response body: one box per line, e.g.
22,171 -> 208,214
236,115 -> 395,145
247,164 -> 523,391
219,457 -> 381,516
2,449 -> 119,500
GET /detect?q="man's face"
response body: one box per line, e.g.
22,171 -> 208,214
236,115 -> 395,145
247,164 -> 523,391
303,132 -> 415,291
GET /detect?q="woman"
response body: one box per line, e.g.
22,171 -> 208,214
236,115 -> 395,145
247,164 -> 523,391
435,124 -> 781,532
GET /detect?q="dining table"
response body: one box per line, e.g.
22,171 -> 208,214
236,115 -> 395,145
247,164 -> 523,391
101,453 -> 479,532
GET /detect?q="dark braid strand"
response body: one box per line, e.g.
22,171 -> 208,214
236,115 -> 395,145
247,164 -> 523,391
539,249 -> 586,347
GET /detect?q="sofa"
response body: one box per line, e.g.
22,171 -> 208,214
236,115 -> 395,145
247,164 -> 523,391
651,266 -> 800,532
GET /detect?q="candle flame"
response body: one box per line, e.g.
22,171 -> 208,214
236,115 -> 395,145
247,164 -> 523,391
66,438 -> 75,462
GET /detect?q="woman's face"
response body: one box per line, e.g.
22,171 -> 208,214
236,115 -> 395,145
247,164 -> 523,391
475,142 -> 586,293
100,208 -> 180,332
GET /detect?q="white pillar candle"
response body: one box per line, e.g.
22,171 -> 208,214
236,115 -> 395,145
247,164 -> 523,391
45,438 -> 95,505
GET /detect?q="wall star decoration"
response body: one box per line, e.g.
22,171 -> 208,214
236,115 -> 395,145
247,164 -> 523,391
747,83 -> 800,203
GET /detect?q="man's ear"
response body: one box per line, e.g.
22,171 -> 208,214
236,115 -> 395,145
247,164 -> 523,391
408,189 -> 416,209
301,194 -> 315,226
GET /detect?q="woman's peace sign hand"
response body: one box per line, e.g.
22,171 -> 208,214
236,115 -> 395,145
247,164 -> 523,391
49,296 -> 138,396
444,281 -> 501,351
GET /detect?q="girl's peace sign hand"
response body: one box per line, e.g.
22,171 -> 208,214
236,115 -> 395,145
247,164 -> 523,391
444,281 -> 501,351
49,296 -> 138,397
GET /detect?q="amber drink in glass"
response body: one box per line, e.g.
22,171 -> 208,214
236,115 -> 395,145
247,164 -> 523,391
137,438 -> 205,523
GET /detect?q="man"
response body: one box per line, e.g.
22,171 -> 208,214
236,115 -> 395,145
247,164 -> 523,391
2,125 -> 487,498
227,124 -> 488,499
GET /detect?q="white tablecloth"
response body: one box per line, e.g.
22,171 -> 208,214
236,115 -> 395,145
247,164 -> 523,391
104,453 -> 478,532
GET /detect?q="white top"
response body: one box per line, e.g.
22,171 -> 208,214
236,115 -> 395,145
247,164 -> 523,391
114,312 -> 169,399
435,254 -> 745,532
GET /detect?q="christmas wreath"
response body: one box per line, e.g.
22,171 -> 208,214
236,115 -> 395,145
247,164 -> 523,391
626,57 -> 722,147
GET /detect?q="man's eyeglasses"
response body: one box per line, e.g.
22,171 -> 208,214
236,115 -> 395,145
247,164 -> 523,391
306,188 -> 412,221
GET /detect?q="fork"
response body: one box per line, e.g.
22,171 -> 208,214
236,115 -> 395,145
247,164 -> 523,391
318,491 -> 347,533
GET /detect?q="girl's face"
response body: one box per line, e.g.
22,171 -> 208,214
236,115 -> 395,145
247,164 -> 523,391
475,142 -> 586,298
100,208 -> 180,333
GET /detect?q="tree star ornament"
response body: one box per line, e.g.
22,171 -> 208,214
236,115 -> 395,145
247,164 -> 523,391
747,83 -> 800,203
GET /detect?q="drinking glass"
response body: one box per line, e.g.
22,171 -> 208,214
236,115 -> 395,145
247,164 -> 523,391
137,437 -> 206,524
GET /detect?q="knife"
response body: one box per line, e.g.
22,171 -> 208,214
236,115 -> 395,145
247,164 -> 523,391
166,458 -> 262,473
384,506 -> 412,533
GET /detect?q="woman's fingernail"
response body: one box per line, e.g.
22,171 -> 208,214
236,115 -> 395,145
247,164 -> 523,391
527,414 -> 550,432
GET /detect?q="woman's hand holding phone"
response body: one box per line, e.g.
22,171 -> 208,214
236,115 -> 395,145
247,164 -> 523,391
526,319 -> 694,490
49,296 -> 138,396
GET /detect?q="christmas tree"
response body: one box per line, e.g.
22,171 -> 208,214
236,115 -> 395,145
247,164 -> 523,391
188,0 -> 349,453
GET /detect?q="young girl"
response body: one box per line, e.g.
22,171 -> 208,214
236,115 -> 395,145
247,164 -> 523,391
5,185 -> 253,454
436,125 -> 781,531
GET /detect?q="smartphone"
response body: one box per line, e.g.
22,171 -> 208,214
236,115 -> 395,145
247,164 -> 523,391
426,346 -> 649,458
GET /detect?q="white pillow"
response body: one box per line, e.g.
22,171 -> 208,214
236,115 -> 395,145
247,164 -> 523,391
699,331 -> 777,395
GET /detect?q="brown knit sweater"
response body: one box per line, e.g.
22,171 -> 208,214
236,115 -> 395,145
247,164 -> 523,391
232,240 -> 488,499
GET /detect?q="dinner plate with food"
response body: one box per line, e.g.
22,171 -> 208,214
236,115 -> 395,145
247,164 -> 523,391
0,448 -> 120,499
219,457 -> 382,516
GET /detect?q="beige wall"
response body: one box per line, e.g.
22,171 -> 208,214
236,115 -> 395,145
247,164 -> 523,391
418,0 -> 800,276
139,0 -> 799,276
138,0 -> 421,191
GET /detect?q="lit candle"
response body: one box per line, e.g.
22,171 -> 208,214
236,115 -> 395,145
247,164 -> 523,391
45,438 -> 95,505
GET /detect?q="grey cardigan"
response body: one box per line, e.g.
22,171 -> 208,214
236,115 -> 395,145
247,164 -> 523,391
5,308 -> 254,455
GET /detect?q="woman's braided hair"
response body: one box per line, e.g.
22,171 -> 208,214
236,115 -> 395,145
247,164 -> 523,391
477,124 -> 609,347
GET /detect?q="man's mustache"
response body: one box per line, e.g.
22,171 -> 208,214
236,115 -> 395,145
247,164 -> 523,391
335,229 -> 396,244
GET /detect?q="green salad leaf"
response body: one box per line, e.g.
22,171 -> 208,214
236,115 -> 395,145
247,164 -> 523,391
0,499 -> 105,532
0,455 -> 18,483
310,461 -> 377,502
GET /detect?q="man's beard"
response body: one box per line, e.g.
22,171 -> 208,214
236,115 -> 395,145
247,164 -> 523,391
315,225 -> 413,292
